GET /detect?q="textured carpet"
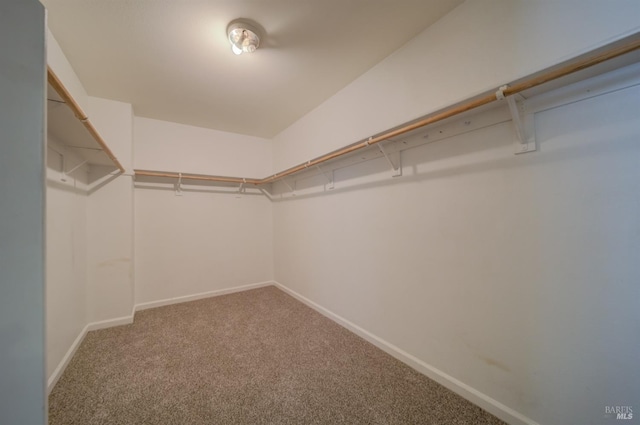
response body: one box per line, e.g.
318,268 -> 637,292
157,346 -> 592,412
49,286 -> 505,424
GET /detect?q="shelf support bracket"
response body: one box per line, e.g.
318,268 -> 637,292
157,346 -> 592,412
64,160 -> 87,177
175,172 -> 183,196
50,145 -> 87,182
55,147 -> 67,182
378,143 -> 402,177
497,85 -> 536,154
238,178 -> 246,193
258,187 -> 274,201
315,164 -> 334,190
282,178 -> 296,196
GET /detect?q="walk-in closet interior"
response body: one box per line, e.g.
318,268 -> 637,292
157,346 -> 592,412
2,1 -> 639,424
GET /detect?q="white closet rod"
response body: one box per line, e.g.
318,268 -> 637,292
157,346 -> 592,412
135,33 -> 640,187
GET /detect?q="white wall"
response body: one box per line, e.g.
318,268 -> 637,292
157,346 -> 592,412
270,4 -> 640,420
45,138 -> 87,380
133,117 -> 274,305
135,117 -> 272,177
273,69 -> 640,425
272,0 -> 640,171
86,175 -> 134,321
86,97 -> 134,322
0,1 -> 46,423
89,97 -> 134,172
47,28 -> 89,116
134,188 -> 273,304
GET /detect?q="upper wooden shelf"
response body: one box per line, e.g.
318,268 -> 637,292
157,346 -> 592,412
47,67 -> 125,173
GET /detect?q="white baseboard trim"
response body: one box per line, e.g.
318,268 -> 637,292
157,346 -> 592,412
48,281 -> 273,394
48,311 -> 136,394
273,281 -> 538,425
47,323 -> 90,394
134,281 -> 274,312
86,313 -> 135,332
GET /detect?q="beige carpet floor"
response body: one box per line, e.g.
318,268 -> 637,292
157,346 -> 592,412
49,286 -> 506,424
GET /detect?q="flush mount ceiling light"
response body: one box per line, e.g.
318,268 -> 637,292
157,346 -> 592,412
227,20 -> 260,55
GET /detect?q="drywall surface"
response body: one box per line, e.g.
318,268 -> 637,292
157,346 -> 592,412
134,117 -> 272,178
133,114 -> 273,305
273,74 -> 640,424
45,137 -> 88,380
47,28 -> 89,115
135,188 -> 273,304
0,1 -> 46,423
272,0 -> 640,171
87,174 -> 134,321
89,96 -> 134,172
86,97 -> 135,322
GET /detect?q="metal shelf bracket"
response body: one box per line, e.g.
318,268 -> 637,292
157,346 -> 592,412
497,85 -> 536,154
282,178 -> 296,196
65,159 -> 87,175
378,143 -> 402,177
49,144 -> 88,182
315,164 -> 334,189
258,187 -> 274,201
175,172 -> 183,196
238,178 -> 246,193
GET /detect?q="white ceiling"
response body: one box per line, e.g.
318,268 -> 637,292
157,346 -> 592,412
41,0 -> 463,138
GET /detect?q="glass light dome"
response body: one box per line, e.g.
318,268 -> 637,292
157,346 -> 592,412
227,22 -> 260,55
